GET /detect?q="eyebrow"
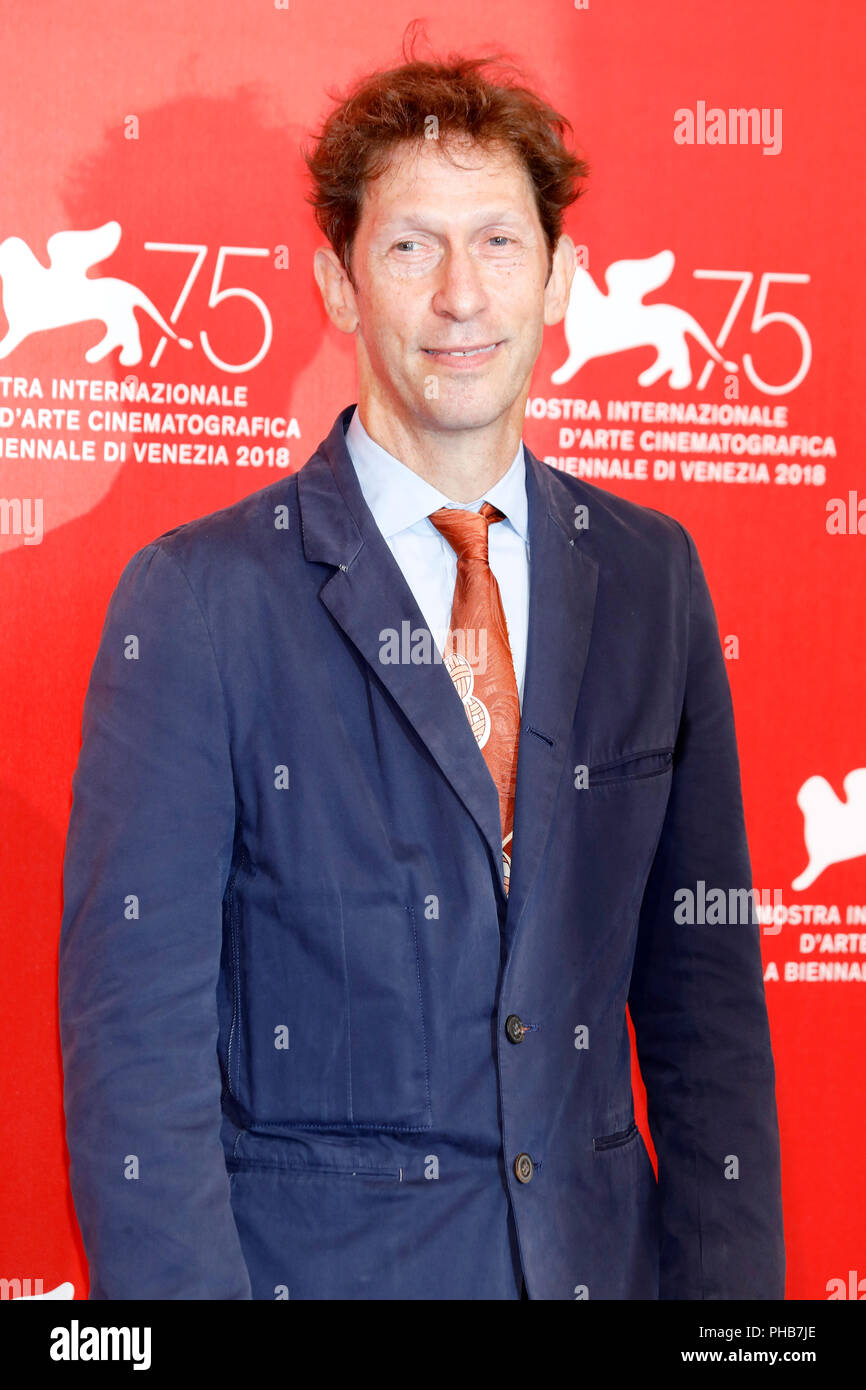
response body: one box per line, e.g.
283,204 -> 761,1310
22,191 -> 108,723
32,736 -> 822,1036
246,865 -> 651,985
377,207 -> 531,233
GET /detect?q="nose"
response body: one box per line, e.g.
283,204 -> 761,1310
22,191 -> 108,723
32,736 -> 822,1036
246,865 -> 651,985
430,244 -> 489,322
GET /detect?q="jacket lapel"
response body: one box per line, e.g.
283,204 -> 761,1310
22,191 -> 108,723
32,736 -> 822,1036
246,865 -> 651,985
296,405 -> 599,924
505,450 -> 599,937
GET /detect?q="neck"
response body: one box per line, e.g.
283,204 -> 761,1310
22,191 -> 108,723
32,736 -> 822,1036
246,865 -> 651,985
357,383 -> 526,503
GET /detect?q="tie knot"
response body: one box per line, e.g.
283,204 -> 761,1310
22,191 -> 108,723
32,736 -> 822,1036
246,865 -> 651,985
428,501 -> 505,565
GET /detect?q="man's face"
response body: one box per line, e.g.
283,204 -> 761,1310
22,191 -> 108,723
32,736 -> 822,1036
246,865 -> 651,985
335,136 -> 570,435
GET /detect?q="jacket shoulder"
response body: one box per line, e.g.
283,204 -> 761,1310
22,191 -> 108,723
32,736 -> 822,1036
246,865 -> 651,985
119,468 -> 304,586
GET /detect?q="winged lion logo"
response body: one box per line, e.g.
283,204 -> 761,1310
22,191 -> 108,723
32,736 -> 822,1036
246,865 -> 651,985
0,220 -> 192,365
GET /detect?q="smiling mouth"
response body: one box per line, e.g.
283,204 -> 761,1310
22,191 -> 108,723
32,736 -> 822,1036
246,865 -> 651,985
421,341 -> 502,359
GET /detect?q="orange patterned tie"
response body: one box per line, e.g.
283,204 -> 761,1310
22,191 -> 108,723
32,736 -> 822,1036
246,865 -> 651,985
428,502 -> 520,894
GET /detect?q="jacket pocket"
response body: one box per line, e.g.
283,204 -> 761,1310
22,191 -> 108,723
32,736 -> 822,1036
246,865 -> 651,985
231,880 -> 432,1131
587,748 -> 673,785
226,1138 -> 403,1182
593,1120 -> 640,1152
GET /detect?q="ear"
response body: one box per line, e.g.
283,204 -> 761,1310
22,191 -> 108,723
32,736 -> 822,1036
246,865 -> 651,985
543,234 -> 577,327
313,245 -> 359,335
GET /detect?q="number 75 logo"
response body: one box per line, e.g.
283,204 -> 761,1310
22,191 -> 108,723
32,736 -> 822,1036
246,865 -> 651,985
693,269 -> 810,395
145,242 -> 273,373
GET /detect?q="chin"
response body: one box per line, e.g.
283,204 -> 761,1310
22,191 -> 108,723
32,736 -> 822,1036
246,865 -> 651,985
417,390 -> 516,433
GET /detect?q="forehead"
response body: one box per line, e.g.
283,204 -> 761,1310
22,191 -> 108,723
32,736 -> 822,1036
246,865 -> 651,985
358,136 -> 537,230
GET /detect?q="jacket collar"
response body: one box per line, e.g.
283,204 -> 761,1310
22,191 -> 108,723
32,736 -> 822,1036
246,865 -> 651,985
297,404 -> 599,935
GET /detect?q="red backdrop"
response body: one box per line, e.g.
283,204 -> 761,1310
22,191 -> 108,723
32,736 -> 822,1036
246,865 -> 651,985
1,0 -> 864,1301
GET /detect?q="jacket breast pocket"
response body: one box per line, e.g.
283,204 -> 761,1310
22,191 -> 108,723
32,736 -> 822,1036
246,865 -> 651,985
587,747 -> 673,786
230,881 -> 432,1131
593,1120 -> 640,1152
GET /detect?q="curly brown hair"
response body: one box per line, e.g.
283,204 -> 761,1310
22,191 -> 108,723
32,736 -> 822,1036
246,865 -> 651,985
302,23 -> 590,290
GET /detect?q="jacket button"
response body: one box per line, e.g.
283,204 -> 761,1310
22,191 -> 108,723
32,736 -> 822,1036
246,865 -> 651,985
505,1014 -> 526,1044
514,1152 -> 534,1183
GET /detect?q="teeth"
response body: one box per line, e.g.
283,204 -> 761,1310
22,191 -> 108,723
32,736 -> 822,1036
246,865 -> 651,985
426,345 -> 494,356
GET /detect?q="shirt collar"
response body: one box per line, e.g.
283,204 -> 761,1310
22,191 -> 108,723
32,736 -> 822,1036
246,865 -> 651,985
344,404 -> 528,542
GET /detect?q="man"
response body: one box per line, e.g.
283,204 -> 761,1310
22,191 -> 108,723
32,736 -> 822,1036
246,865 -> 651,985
59,49 -> 785,1299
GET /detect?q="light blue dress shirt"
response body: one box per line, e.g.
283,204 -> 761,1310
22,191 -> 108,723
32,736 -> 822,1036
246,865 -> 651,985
344,405 -> 530,707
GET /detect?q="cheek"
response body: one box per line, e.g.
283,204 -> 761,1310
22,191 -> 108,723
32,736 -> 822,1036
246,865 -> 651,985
505,275 -> 545,318
364,292 -> 415,355
509,295 -> 545,351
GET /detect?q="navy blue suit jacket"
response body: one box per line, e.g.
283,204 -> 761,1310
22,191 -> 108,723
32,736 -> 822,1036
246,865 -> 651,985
59,403 -> 785,1299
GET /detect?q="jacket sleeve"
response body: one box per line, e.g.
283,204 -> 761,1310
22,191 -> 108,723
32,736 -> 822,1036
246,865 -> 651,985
58,541 -> 252,1299
627,522 -> 785,1299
